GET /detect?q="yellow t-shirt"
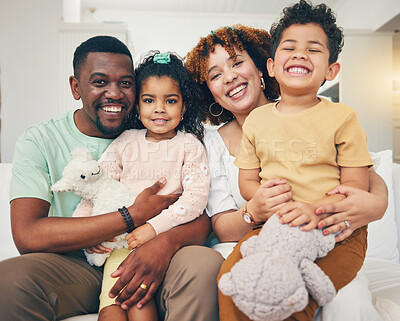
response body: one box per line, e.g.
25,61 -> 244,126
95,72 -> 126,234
235,98 -> 373,203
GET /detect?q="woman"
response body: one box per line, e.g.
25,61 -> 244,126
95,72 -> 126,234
185,25 -> 388,321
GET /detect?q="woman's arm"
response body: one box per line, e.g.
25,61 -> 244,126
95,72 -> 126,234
316,169 -> 388,242
212,178 -> 292,242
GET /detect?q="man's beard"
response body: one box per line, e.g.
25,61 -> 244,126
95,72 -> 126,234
95,115 -> 128,138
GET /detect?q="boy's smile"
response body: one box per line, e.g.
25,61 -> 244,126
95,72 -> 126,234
267,23 -> 340,98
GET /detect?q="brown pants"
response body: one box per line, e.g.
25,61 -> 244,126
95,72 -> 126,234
218,226 -> 368,321
0,246 -> 223,321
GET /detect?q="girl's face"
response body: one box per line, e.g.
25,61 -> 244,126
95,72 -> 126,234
138,76 -> 184,142
206,44 -> 269,118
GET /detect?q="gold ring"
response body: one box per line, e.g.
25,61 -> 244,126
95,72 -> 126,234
139,283 -> 148,290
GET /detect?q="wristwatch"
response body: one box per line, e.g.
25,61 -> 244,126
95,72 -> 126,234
242,202 -> 255,225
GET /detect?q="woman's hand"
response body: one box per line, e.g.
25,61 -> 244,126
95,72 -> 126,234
316,185 -> 388,242
247,178 -> 292,224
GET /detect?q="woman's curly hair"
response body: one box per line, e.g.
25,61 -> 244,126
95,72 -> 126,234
185,25 -> 280,126
270,0 -> 344,64
130,50 -> 204,141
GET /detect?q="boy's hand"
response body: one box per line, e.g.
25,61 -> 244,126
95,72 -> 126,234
276,201 -> 319,231
126,223 -> 156,249
86,238 -> 115,254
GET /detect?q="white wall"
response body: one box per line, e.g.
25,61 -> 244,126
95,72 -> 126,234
0,0 -> 398,162
339,32 -> 393,152
88,9 -> 277,62
0,0 -> 62,162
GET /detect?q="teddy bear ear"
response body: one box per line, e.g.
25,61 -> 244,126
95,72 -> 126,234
71,147 -> 93,161
218,273 -> 236,296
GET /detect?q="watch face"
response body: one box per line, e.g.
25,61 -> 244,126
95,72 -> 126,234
243,213 -> 252,224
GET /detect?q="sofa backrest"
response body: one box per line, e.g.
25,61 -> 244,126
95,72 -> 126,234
0,163 -> 18,260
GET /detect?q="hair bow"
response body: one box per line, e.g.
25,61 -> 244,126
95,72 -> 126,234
153,53 -> 171,64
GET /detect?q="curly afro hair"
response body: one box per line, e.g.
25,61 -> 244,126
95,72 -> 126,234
185,25 -> 280,126
130,51 -> 204,141
270,0 -> 344,65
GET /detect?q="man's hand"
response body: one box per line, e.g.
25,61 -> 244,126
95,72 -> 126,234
109,233 -> 174,310
129,177 -> 180,227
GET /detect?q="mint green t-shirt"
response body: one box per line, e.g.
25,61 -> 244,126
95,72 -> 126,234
10,110 -> 114,217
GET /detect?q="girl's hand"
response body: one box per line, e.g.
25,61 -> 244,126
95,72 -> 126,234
126,223 -> 157,249
86,238 -> 115,254
316,185 -> 388,242
276,201 -> 319,231
247,178 -> 292,224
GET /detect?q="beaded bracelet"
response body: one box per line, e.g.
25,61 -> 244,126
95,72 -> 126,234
118,206 -> 135,233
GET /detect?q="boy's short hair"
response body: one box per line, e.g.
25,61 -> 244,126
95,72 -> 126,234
73,35 -> 133,79
270,0 -> 344,64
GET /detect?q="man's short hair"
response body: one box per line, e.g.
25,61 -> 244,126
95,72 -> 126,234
73,35 -> 133,79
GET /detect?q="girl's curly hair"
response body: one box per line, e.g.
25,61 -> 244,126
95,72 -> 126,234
270,0 -> 344,64
185,25 -> 280,126
130,50 -> 204,141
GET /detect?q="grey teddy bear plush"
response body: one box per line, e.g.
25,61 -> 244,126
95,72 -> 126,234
218,214 -> 336,321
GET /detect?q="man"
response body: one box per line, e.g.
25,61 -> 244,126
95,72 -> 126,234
0,36 -> 223,321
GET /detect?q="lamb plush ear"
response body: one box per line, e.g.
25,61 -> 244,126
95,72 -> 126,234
71,147 -> 93,161
51,177 -> 73,193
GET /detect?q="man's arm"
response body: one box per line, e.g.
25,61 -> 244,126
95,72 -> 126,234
11,179 -> 179,254
109,213 -> 211,310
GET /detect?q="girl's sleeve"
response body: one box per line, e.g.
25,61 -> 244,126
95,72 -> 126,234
147,135 -> 211,235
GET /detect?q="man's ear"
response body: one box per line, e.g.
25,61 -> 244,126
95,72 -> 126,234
325,62 -> 340,81
69,76 -> 81,101
266,58 -> 275,77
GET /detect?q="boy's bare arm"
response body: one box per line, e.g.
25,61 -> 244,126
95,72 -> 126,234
238,168 -> 262,201
340,166 -> 369,191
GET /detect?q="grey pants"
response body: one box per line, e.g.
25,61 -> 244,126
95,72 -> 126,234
0,246 -> 223,321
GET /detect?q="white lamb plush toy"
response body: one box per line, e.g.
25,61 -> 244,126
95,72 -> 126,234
218,214 -> 336,321
51,147 -> 137,267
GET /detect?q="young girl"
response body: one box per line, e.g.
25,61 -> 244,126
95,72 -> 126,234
73,51 -> 210,321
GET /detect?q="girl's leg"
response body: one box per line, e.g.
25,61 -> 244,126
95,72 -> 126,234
98,248 -> 131,320
98,304 -> 127,321
127,298 -> 158,321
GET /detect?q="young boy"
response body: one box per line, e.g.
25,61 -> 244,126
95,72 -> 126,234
235,0 -> 373,231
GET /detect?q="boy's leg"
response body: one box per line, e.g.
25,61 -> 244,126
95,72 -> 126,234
156,245 -> 224,321
218,228 -> 260,321
0,251 -> 103,321
218,226 -> 368,321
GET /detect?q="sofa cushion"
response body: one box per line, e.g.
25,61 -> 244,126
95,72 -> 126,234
0,163 -> 19,260
367,150 -> 399,263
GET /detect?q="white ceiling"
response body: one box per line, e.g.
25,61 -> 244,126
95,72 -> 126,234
81,0 -> 400,32
81,0 -> 345,16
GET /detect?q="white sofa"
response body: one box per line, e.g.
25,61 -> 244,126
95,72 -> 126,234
1,150 -> 400,320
